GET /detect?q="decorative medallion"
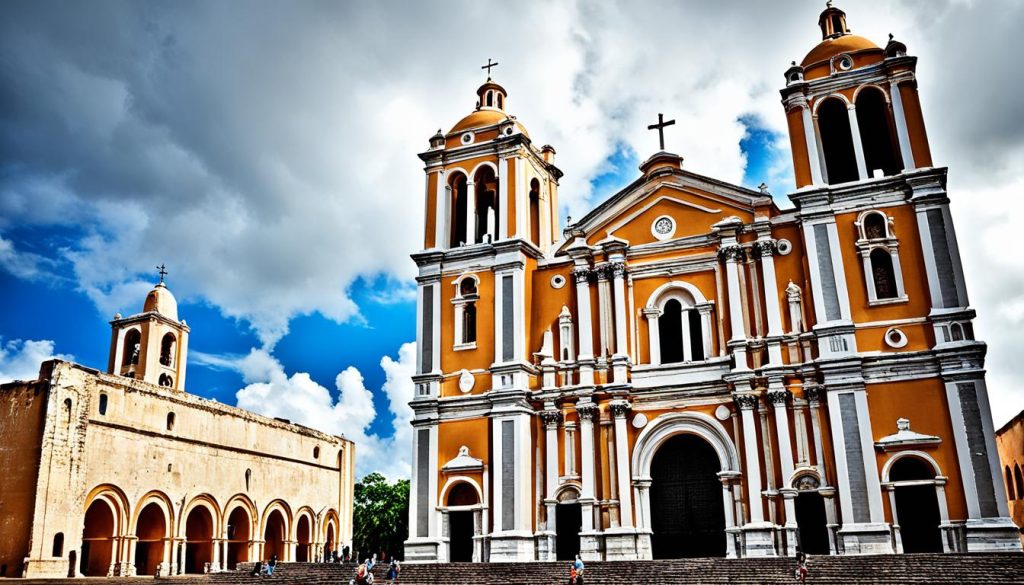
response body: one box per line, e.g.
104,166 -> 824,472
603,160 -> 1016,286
651,215 -> 676,241
884,327 -> 908,349
458,369 -> 475,393
714,404 -> 731,421
550,274 -> 567,289
631,412 -> 648,429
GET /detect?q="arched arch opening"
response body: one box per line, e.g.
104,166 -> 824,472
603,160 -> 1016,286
81,500 -> 115,576
529,178 -> 541,246
295,514 -> 312,563
263,509 -> 287,562
554,486 -> 582,561
473,166 -> 498,244
449,173 -> 469,248
649,434 -> 725,558
225,506 -> 251,570
324,516 -> 338,560
184,506 -> 214,573
855,87 -> 902,178
655,289 -> 705,364
889,455 -> 942,553
122,329 -> 141,368
818,97 -> 859,184
1007,466 -> 1016,500
870,248 -> 898,300
1015,464 -> 1023,500
134,502 -> 168,576
659,299 -> 684,364
446,482 -> 478,563
160,333 -> 176,367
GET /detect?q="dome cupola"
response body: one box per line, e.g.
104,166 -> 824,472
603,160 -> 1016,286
143,265 -> 178,321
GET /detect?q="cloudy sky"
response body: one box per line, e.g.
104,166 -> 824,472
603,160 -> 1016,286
2,0 -> 1022,479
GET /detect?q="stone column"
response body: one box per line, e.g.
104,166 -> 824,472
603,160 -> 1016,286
125,536 -> 138,576
610,401 -> 633,528
610,261 -> 629,382
465,180 -> 476,245
768,386 -> 798,556
572,266 -> 596,385
633,478 -> 653,560
735,392 -> 775,556
805,385 -> 828,479
211,538 -> 222,572
718,472 -> 741,559
720,246 -> 750,371
541,408 -> 561,560
576,402 -> 600,560
755,239 -> 784,366
642,308 -> 661,365
846,104 -> 869,179
889,79 -> 916,171
800,103 -> 825,185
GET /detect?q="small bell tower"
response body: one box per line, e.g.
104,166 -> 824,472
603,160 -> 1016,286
107,265 -> 190,390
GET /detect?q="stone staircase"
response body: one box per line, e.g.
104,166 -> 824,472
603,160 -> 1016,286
14,554 -> 1024,584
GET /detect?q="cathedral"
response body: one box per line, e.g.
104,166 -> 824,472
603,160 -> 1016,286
404,4 -> 1021,562
0,275 -> 355,578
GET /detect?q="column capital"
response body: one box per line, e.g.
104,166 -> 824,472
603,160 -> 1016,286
733,392 -> 760,411
718,244 -> 746,262
766,389 -> 791,407
641,306 -> 661,319
805,384 -> 824,405
539,409 -> 562,426
575,402 -> 599,421
571,266 -> 593,283
609,400 -> 632,418
608,261 -> 627,279
751,239 -> 777,258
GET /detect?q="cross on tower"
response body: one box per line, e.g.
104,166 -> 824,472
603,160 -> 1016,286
647,113 -> 676,151
481,58 -> 499,79
156,264 -> 168,284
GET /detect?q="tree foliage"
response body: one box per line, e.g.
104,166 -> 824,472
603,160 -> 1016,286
352,472 -> 410,561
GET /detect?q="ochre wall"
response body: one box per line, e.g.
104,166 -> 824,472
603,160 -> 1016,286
0,380 -> 49,577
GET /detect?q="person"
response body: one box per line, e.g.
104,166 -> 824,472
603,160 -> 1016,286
568,565 -> 578,585
251,561 -> 263,577
352,560 -> 373,585
794,551 -> 808,583
574,554 -> 585,577
343,545 -> 350,563
385,558 -> 399,585
266,554 -> 278,577
368,553 -> 377,572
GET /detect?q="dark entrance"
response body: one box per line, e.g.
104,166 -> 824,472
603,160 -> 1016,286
446,482 -> 478,562
650,434 -> 726,558
184,506 -> 213,574
794,491 -> 830,554
555,501 -> 582,560
891,457 -> 943,553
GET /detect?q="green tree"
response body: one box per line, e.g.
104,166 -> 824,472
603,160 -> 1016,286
352,472 -> 410,561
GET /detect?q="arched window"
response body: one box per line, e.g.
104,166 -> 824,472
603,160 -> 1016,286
688,309 -> 705,361
158,373 -> 174,387
950,323 -> 964,342
160,333 -> 176,367
166,412 -> 175,431
314,446 -> 321,459
529,179 -> 541,246
485,91 -> 493,107
870,248 -> 898,300
474,166 -> 498,244
449,173 -> 469,248
245,468 -> 252,492
817,97 -> 859,184
1007,466 -> 1016,500
856,87 -> 902,178
454,276 -> 479,348
659,299 -> 684,364
497,94 -> 503,109
1015,464 -> 1024,500
63,398 -> 73,425
122,329 -> 141,367
98,393 -> 108,416
862,212 -> 888,240
52,533 -> 64,557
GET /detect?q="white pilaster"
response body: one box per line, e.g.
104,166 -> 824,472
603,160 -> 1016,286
847,105 -> 869,180
573,266 -> 595,385
465,181 -> 476,245
735,395 -> 764,523
889,80 -> 916,171
722,246 -> 750,370
434,170 -> 446,249
801,105 -> 824,185
610,401 -> 633,528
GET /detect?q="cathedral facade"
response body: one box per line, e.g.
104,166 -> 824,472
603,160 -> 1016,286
0,278 -> 355,578
405,4 -> 1020,562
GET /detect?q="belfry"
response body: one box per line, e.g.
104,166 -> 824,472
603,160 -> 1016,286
406,3 -> 1020,562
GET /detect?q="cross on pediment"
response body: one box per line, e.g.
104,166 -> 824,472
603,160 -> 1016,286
647,113 -> 676,151
481,58 -> 499,79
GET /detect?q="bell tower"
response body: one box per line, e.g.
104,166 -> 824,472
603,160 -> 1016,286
780,1 -> 933,188
107,266 -> 190,390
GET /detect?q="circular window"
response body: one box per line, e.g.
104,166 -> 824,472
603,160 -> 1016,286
460,132 -> 474,144
550,275 -> 566,289
884,327 -> 908,349
837,55 -> 854,71
651,215 -> 676,241
776,239 -> 793,256
505,126 -> 514,136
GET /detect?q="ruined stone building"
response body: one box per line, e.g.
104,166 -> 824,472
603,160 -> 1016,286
0,278 -> 356,578
404,3 -> 1019,563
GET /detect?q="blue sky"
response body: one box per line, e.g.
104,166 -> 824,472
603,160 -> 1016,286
3,1 -> 1024,478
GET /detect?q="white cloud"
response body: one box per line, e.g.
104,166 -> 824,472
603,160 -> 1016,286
233,343 -> 416,479
0,338 -> 73,384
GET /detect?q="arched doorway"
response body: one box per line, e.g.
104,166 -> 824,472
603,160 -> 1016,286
890,456 -> 943,553
184,506 -> 214,573
555,492 -> 582,561
325,522 -> 336,560
225,507 -> 251,570
264,509 -> 287,562
650,434 -> 725,558
81,500 -> 115,576
446,482 -> 478,562
794,490 -> 830,555
295,515 -> 311,562
134,503 -> 167,576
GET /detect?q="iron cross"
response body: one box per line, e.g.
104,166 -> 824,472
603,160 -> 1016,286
481,58 -> 499,79
156,264 -> 168,284
647,113 -> 676,151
